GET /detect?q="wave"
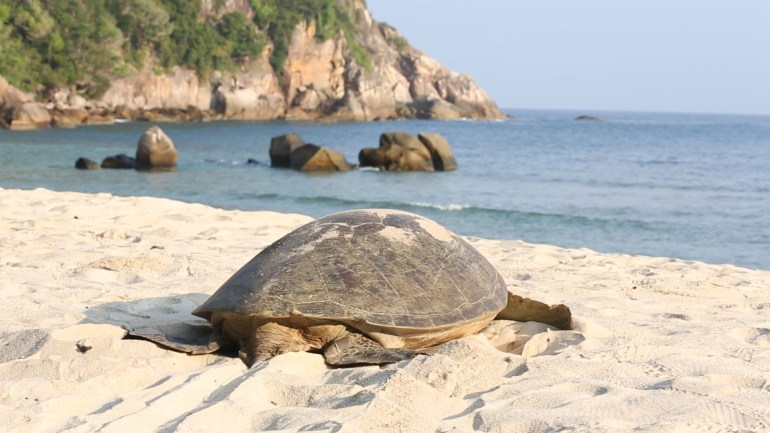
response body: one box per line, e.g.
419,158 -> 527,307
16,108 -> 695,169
407,202 -> 472,212
242,193 -> 477,214
237,192 -> 654,232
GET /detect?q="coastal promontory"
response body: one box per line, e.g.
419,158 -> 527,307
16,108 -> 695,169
0,0 -> 504,128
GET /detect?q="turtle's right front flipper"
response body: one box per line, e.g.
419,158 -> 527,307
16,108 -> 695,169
496,293 -> 573,330
323,333 -> 416,366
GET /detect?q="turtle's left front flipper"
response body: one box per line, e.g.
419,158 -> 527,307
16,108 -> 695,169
124,322 -> 222,354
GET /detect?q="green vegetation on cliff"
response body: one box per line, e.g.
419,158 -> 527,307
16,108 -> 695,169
250,0 -> 371,73
0,0 -> 370,98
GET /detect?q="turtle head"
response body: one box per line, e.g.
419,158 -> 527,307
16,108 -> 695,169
238,321 -> 314,368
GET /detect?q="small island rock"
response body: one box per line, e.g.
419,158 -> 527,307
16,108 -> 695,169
575,115 -> 602,122
135,126 -> 177,170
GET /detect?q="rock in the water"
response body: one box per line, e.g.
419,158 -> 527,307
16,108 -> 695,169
418,132 -> 457,171
270,133 -> 305,167
75,157 -> 100,170
359,131 -> 434,171
575,115 -> 602,122
290,144 -> 352,171
101,154 -> 136,169
135,126 -> 178,170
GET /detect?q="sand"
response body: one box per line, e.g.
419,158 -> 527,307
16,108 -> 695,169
1,187 -> 769,433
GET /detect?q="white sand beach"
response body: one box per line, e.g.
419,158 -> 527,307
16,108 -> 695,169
1,187 -> 769,432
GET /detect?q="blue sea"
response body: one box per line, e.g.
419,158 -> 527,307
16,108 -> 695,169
1,109 -> 768,270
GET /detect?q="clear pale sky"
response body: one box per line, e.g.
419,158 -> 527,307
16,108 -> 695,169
366,1 -> 770,115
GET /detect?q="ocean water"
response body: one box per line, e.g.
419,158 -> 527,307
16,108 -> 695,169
1,109 -> 768,270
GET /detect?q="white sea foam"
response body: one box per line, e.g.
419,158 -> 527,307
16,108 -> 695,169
408,202 -> 472,212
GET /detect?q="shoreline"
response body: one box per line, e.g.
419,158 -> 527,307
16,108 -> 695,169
2,187 -> 769,432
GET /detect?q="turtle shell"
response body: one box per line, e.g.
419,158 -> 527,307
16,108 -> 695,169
193,209 -> 507,331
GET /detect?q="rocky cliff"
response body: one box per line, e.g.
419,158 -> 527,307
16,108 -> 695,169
0,0 -> 504,128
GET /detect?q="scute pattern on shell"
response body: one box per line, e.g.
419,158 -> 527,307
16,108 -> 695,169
193,209 -> 508,329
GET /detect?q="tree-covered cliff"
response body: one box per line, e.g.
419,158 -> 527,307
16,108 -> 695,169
0,0 -> 368,97
0,0 -> 504,128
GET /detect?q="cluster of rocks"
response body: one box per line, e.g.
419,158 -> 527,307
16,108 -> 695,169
75,126 -> 178,171
268,131 -> 457,172
359,132 -> 457,172
269,133 -> 352,171
73,127 -> 456,174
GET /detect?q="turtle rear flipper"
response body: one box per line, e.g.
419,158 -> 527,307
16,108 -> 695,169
323,333 -> 416,366
496,293 -> 573,330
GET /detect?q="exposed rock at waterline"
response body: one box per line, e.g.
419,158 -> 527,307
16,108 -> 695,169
359,131 -> 434,171
101,154 -> 136,169
75,158 -> 100,170
290,144 -> 352,172
135,126 -> 178,170
270,133 -> 306,168
8,102 -> 51,130
418,133 -> 458,171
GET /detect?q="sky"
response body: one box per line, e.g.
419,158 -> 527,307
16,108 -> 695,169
366,1 -> 770,115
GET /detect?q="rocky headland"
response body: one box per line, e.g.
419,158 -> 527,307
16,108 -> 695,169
0,1 -> 504,129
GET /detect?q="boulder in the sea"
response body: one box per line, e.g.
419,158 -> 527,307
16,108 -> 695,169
359,131 -> 434,171
9,102 -> 51,130
135,126 -> 178,170
290,144 -> 352,172
75,157 -> 100,170
101,154 -> 136,169
418,132 -> 457,171
270,133 -> 305,168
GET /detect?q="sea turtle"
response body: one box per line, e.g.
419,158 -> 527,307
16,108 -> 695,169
128,209 -> 572,367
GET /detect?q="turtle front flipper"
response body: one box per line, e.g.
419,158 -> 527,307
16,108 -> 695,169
124,322 -> 220,354
323,333 -> 416,366
496,293 -> 573,330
